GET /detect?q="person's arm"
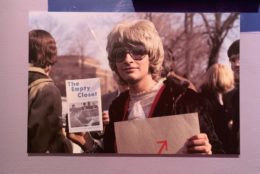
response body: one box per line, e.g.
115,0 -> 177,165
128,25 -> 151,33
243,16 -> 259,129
197,98 -> 225,154
66,111 -> 109,153
67,132 -> 103,153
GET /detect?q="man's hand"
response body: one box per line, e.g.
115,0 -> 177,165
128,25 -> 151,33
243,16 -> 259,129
102,111 -> 110,126
67,132 -> 87,147
186,133 -> 212,154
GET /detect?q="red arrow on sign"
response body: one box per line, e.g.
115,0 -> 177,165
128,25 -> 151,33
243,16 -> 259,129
157,140 -> 168,154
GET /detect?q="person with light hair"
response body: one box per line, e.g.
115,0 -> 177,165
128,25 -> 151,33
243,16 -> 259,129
200,63 -> 235,153
202,64 -> 234,102
103,19 -> 224,154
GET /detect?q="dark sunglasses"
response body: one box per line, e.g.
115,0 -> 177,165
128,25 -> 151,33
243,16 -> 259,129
112,46 -> 148,63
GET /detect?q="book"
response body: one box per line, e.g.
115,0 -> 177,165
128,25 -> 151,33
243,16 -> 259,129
66,78 -> 103,133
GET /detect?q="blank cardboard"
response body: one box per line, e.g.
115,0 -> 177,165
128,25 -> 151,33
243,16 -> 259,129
115,113 -> 199,154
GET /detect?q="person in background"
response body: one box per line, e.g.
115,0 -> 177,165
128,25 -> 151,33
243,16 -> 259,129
103,19 -> 224,154
227,40 -> 240,86
223,39 -> 240,154
200,63 -> 235,153
28,29 -> 72,153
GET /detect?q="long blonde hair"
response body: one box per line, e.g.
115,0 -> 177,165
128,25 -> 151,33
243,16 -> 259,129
106,19 -> 164,85
203,64 -> 234,94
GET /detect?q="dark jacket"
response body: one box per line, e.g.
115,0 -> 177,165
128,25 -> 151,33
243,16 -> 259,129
223,86 -> 240,154
200,87 -> 234,154
104,77 -> 224,154
28,67 -> 72,153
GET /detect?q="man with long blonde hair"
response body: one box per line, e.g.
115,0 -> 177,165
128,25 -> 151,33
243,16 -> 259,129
104,19 -> 223,154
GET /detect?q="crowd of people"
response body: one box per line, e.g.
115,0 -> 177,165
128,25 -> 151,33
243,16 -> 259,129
28,19 -> 239,154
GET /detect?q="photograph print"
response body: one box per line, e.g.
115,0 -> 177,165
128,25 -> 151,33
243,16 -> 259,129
28,12 -> 240,155
69,101 -> 100,129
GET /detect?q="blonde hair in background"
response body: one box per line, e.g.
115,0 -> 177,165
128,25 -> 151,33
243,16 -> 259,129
204,64 -> 235,93
106,19 -> 164,85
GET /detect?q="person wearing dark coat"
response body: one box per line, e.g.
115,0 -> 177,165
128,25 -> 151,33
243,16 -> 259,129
223,39 -> 240,154
200,64 -> 235,154
28,29 -> 72,153
68,19 -> 225,154
103,19 -> 224,154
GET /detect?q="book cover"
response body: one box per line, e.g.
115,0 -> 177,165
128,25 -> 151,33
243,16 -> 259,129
66,78 -> 103,133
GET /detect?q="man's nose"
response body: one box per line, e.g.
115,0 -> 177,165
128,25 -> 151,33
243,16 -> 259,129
235,59 -> 240,67
123,53 -> 134,63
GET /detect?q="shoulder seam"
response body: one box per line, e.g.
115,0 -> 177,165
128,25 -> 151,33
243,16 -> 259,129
29,78 -> 53,90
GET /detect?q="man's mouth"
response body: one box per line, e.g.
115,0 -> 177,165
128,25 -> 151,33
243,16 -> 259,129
123,67 -> 138,72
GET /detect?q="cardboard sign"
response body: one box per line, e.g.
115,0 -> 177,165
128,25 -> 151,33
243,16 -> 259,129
114,113 -> 199,154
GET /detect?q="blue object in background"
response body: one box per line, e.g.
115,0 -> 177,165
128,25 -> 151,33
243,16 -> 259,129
48,0 -> 260,32
48,0 -> 135,12
241,8 -> 260,32
48,0 -> 260,12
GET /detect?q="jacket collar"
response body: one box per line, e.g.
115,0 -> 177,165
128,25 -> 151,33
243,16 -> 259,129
29,65 -> 49,77
163,76 -> 190,98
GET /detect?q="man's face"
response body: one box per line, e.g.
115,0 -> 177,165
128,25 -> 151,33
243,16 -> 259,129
114,46 -> 150,84
230,54 -> 240,83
